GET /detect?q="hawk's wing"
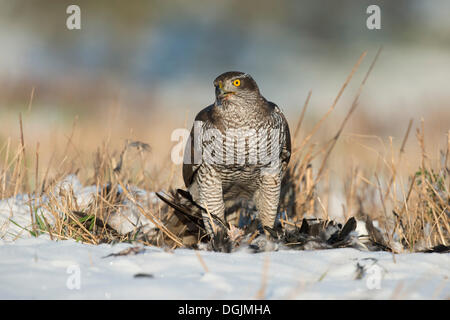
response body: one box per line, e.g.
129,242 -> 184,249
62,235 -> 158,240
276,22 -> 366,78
182,104 -> 219,187
267,101 -> 291,172
279,110 -> 291,171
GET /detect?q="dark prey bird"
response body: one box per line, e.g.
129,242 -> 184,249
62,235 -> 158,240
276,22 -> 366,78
160,71 -> 291,245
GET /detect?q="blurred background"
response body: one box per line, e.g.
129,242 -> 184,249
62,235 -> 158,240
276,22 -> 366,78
0,0 -> 449,195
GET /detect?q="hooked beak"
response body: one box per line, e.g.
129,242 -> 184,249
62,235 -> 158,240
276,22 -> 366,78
215,81 -> 234,100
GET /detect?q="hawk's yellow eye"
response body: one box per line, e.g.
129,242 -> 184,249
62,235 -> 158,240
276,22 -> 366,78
233,79 -> 241,87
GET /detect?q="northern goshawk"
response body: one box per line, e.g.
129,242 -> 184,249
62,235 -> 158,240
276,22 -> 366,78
181,71 -> 291,238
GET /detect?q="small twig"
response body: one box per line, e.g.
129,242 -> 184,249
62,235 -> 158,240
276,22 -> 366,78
195,251 -> 209,273
19,113 -> 28,192
204,203 -> 217,234
27,87 -> 35,112
384,119 -> 413,200
293,90 -> 312,146
255,255 -> 270,299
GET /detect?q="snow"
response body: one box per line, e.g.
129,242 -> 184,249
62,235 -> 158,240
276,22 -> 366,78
0,236 -> 448,299
0,175 -> 448,299
0,175 -> 157,241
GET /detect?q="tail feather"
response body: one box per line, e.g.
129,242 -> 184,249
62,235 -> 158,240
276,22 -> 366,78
175,189 -> 228,229
155,191 -> 205,232
156,189 -> 229,234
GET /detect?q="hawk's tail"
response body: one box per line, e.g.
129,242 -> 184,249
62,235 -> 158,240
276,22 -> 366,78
156,189 -> 229,232
155,190 -> 206,233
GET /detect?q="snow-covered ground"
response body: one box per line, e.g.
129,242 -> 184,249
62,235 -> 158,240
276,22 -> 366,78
0,175 -> 157,241
0,175 -> 448,299
0,236 -> 448,299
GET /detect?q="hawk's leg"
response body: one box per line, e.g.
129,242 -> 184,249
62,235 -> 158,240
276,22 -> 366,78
198,173 -> 235,252
254,171 -> 281,238
194,167 -> 226,236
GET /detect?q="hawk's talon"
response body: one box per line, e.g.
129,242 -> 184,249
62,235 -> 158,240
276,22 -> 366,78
208,228 -> 233,253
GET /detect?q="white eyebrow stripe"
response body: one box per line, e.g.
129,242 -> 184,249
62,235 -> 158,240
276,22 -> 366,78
230,73 -> 250,81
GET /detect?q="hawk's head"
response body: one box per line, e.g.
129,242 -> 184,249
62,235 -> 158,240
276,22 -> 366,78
213,71 -> 261,105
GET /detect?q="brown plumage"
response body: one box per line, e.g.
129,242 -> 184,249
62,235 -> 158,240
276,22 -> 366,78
161,71 -> 291,247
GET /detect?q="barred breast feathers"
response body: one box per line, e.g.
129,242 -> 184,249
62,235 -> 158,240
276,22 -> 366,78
182,98 -> 291,189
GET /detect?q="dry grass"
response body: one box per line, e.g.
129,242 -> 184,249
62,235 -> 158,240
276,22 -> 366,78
0,53 -> 449,252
